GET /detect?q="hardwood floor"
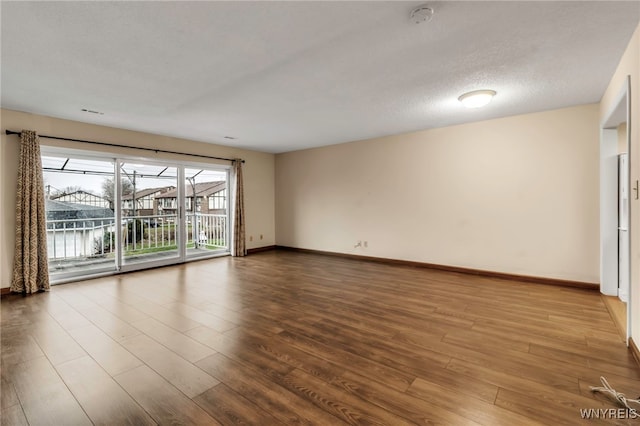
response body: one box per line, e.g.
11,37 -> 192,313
602,295 -> 628,340
2,250 -> 639,425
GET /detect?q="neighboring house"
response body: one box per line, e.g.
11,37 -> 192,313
50,190 -> 111,209
121,186 -> 175,217
45,199 -> 116,260
156,181 -> 227,216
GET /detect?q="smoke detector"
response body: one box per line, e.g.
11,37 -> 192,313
410,5 -> 434,24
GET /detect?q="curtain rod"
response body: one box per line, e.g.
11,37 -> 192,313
5,130 -> 244,163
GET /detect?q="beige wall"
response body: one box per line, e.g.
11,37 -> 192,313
618,122 -> 628,154
0,109 -> 276,288
600,23 -> 640,343
276,104 -> 600,283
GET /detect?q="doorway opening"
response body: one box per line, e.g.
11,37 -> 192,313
600,75 -> 631,342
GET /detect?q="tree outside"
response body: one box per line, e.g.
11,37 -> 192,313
101,177 -> 133,209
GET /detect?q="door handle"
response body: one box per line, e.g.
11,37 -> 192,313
634,180 -> 639,200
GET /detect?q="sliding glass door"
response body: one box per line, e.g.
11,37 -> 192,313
118,161 -> 181,269
42,148 -> 230,282
184,167 -> 229,259
42,155 -> 117,279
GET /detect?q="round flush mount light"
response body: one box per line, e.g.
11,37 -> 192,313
458,90 -> 497,108
410,5 -> 434,24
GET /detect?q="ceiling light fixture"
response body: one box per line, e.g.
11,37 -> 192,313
410,5 -> 434,24
458,90 -> 497,108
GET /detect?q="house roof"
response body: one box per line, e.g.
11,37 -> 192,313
46,199 -> 113,219
121,186 -> 174,200
50,190 -> 108,202
156,181 -> 225,199
2,2 -> 638,153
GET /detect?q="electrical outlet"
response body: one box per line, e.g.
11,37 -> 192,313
249,235 -> 253,242
364,241 -> 368,248
260,234 -> 263,240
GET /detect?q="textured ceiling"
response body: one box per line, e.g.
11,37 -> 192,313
2,1 -> 639,153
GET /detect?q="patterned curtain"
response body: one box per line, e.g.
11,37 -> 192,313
232,159 -> 246,257
11,130 -> 50,293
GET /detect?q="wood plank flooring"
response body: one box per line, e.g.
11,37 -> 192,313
2,250 -> 639,425
602,295 -> 627,340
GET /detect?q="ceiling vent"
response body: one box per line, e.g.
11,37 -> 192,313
81,108 -> 104,115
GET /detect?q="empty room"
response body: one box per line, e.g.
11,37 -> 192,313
2,1 -> 640,425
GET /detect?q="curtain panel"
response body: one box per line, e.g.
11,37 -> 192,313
11,130 -> 50,293
232,159 -> 246,257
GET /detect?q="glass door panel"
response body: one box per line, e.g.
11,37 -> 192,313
184,167 -> 229,259
42,154 -> 117,279
119,161 -> 180,266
